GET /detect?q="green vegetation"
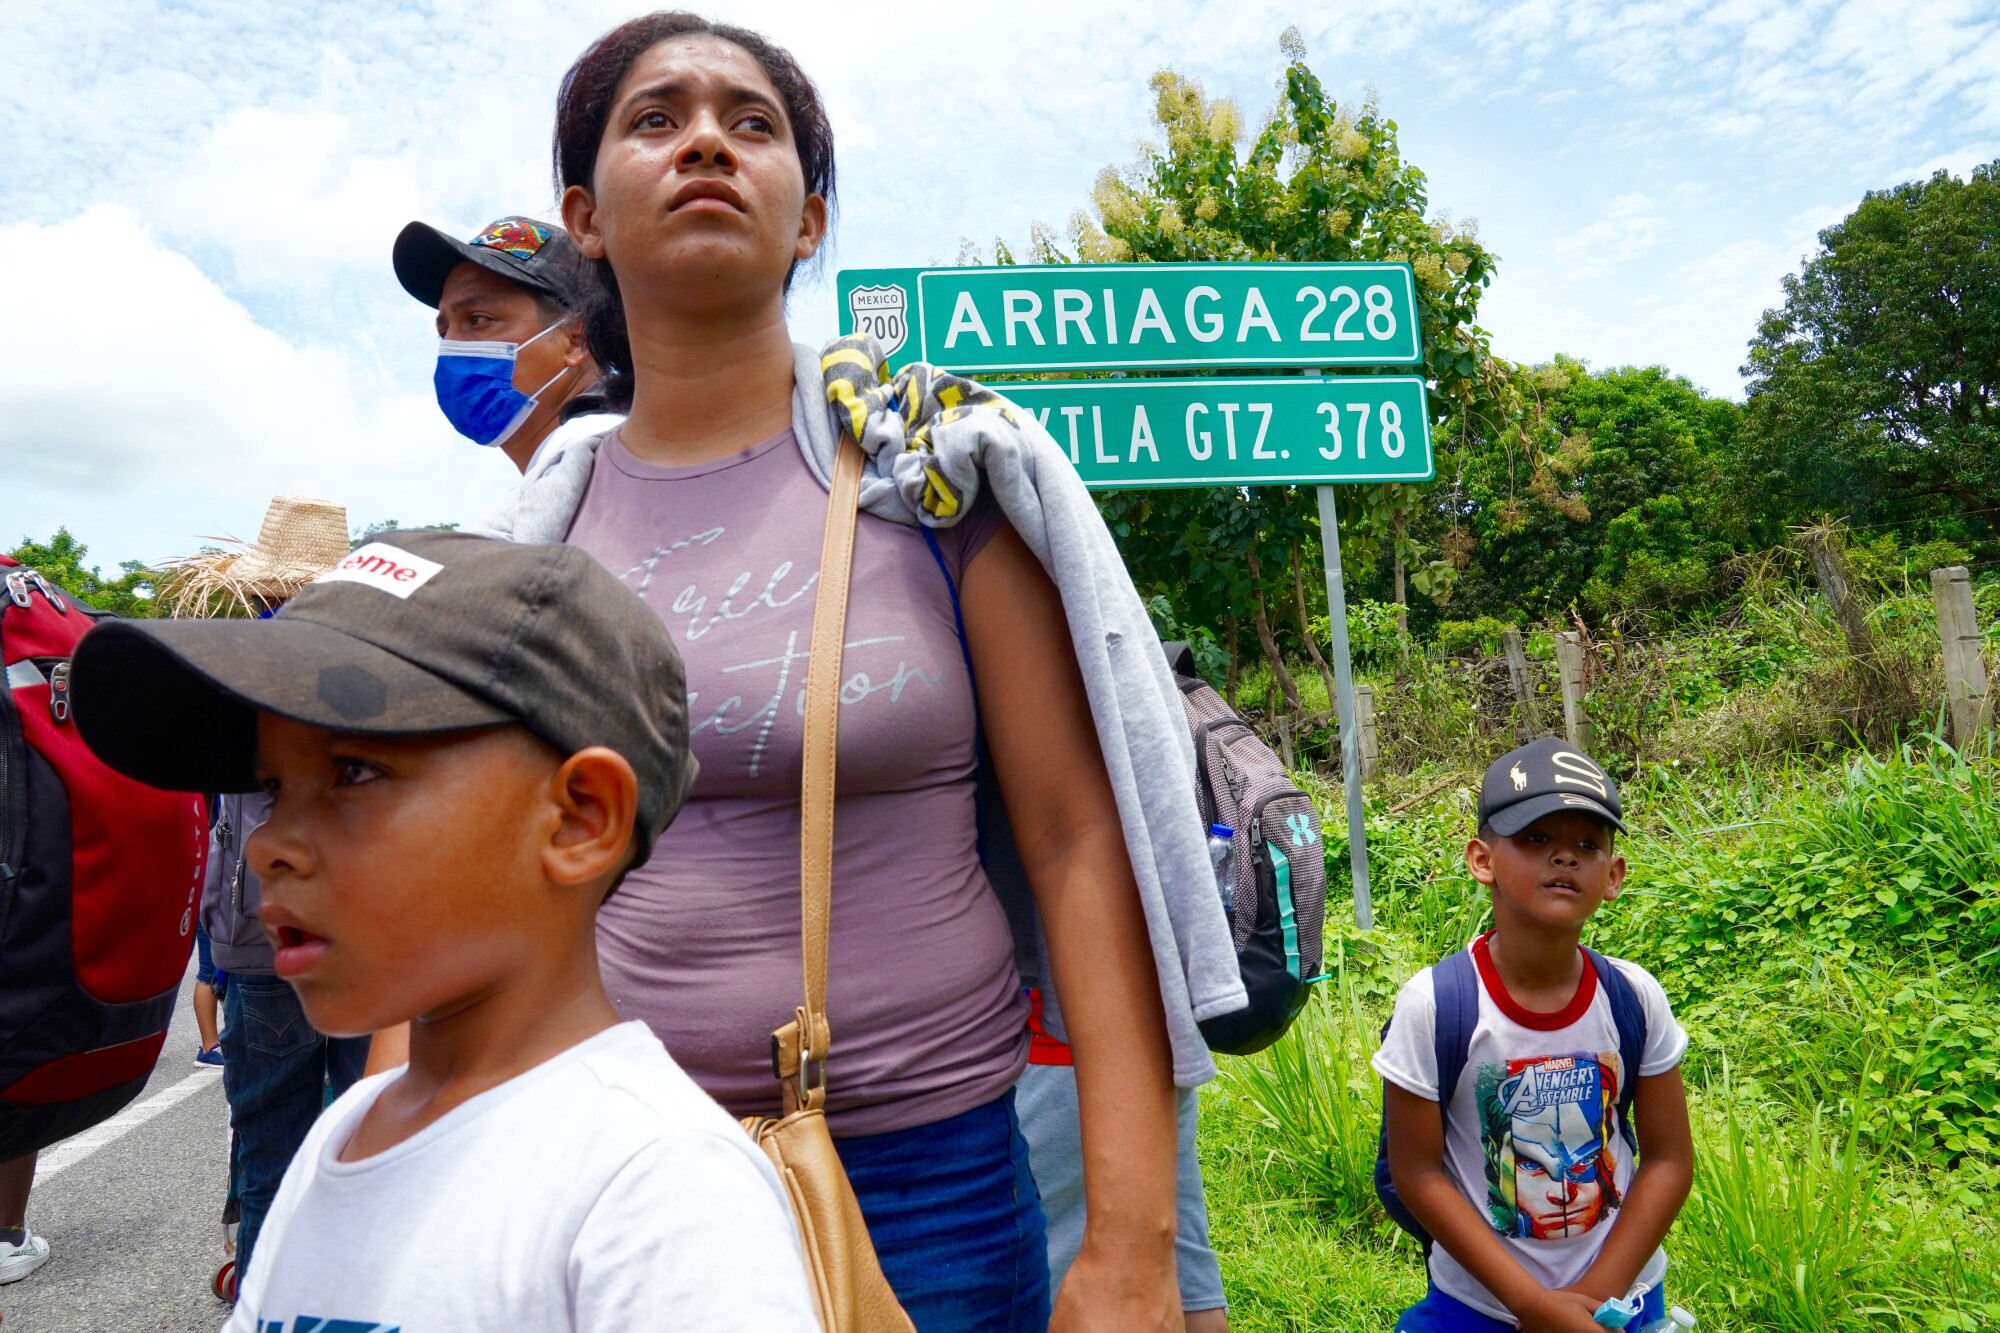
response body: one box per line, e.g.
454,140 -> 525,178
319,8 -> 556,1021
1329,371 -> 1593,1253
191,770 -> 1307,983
1201,742 -> 2000,1330
6,528 -> 157,617
1009,34 -> 1997,676
12,30 -> 1994,1327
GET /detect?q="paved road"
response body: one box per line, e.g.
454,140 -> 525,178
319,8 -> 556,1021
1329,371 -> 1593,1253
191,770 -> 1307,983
4,958 -> 233,1333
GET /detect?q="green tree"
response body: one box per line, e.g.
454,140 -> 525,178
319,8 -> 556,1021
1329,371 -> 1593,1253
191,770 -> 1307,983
7,529 -> 158,617
1742,162 -> 2000,531
1044,30 -> 1498,692
1443,360 -> 1744,624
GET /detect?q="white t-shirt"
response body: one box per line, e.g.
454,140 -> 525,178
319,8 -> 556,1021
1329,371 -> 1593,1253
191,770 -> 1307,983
1372,936 -> 1688,1324
223,1022 -> 817,1333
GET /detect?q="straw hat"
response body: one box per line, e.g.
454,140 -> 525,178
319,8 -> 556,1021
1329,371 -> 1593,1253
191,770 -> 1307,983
155,495 -> 350,619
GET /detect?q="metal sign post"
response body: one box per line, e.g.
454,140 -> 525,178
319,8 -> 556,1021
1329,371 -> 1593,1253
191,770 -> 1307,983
1315,482 -> 1372,930
837,262 -> 1427,930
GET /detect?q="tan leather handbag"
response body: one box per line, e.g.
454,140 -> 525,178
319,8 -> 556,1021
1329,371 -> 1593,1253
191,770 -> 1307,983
741,436 -> 916,1333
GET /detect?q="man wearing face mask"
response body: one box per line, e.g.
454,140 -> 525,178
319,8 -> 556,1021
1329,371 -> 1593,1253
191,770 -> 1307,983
393,216 -> 621,474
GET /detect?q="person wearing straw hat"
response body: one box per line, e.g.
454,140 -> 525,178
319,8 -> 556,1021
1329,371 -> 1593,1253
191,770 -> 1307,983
154,496 -> 355,621
157,496 -> 374,1295
394,216 -> 621,476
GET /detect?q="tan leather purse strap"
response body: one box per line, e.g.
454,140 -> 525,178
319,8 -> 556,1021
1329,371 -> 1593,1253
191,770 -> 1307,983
798,436 -> 866,1060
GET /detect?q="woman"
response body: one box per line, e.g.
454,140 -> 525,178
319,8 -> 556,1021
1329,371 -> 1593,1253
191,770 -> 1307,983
483,14 -> 1244,1329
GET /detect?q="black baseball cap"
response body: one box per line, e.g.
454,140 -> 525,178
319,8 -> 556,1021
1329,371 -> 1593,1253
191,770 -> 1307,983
72,531 -> 695,864
393,216 -> 590,309
1476,737 -> 1626,838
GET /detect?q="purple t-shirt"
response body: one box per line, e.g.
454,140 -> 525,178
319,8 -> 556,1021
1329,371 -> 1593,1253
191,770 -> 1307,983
566,428 -> 1029,1135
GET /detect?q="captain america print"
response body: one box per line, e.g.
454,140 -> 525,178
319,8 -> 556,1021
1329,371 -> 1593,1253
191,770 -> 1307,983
1475,1052 -> 1625,1239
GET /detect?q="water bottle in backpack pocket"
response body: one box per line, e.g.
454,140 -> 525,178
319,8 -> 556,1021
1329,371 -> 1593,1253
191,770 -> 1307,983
1162,642 -> 1326,1056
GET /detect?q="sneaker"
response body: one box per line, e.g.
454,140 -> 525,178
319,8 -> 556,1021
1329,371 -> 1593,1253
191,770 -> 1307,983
195,1044 -> 225,1069
0,1227 -> 49,1284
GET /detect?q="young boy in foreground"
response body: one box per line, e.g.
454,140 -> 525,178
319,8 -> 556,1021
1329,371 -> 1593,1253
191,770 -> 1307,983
1375,739 -> 1695,1332
72,532 -> 816,1332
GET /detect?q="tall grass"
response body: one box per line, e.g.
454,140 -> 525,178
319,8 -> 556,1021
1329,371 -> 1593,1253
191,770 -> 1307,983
1673,1086 -> 2000,1331
1201,738 -> 2000,1331
1211,981 -> 2000,1331
1221,975 -> 1388,1235
1196,563 -> 2000,1328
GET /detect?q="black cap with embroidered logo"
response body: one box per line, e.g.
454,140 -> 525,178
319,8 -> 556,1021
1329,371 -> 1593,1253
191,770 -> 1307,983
71,531 -> 696,863
393,216 -> 591,309
1476,736 -> 1626,838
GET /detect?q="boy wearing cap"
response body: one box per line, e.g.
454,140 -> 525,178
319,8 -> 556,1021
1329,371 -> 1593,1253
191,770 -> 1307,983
393,216 -> 621,474
1375,739 -> 1694,1333
72,532 -> 815,1331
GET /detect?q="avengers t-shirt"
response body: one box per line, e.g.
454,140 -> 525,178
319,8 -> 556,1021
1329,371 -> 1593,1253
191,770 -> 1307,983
1372,935 -> 1687,1323
565,428 -> 1029,1135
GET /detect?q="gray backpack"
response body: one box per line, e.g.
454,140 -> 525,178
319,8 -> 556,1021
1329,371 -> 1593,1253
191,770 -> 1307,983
1164,643 -> 1325,1055
201,792 -> 275,975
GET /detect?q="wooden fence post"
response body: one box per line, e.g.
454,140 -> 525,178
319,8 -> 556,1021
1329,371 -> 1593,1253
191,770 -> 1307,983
1801,527 -> 1876,660
1931,565 -> 1993,746
1555,631 -> 1590,749
1501,628 -> 1541,740
1353,684 -> 1380,780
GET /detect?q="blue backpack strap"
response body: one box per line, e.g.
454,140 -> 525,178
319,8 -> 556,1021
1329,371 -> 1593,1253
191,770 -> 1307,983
1431,948 -> 1481,1110
1373,947 -> 1481,1248
919,527 -> 988,872
1584,948 -> 1647,1152
920,527 -> 975,684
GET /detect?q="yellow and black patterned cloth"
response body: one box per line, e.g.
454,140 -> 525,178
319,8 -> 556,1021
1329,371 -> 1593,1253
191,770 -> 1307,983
819,335 -> 1024,523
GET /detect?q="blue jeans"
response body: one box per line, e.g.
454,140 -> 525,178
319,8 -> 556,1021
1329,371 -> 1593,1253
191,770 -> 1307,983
836,1090 -> 1051,1333
1016,1063 -> 1225,1311
1396,1283 -> 1666,1331
219,976 -> 368,1277
194,924 -> 224,996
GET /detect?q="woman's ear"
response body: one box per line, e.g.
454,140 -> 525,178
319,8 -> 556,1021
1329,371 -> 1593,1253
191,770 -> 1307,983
794,192 -> 828,263
542,746 -> 638,893
562,184 -> 606,261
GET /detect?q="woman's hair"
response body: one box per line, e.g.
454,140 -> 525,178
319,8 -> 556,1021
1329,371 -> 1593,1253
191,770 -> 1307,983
553,12 -> 837,410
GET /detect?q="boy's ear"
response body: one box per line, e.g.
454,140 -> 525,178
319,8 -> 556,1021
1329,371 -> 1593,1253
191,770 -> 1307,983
1465,835 -> 1498,887
542,746 -> 639,892
1603,851 -> 1628,902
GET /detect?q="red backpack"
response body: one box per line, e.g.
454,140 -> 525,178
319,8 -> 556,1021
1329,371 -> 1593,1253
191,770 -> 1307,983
0,554 -> 208,1159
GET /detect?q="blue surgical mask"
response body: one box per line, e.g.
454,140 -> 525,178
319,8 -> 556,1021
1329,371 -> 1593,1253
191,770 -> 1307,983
433,322 -> 569,448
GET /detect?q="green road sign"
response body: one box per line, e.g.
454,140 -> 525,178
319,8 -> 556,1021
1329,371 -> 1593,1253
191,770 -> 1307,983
838,263 -> 1420,373
995,375 -> 1431,490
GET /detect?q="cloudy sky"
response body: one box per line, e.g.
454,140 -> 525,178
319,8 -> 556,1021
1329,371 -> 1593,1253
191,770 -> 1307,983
5,0 -> 1997,571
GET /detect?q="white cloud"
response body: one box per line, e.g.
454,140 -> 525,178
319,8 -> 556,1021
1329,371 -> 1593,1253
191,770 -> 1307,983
1895,143 -> 2000,183
1553,192 -> 1663,272
6,0 -> 1998,564
151,105 -> 433,290
1488,199 -> 1847,395
0,207 -> 513,565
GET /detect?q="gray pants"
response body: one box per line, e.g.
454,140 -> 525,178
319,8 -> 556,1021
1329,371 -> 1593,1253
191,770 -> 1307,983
1015,1063 -> 1227,1311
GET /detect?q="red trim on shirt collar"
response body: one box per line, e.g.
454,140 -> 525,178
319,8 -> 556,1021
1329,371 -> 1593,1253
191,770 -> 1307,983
1471,932 -> 1598,1030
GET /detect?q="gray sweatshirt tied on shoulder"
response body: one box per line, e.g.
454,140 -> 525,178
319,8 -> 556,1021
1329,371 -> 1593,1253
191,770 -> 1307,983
471,339 -> 1249,1087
